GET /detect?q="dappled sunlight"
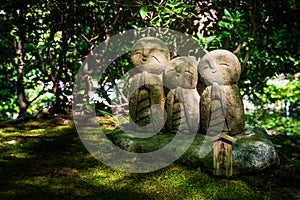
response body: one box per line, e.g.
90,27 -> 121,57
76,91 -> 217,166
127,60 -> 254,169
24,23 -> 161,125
0,0 -> 299,198
0,117 -> 299,199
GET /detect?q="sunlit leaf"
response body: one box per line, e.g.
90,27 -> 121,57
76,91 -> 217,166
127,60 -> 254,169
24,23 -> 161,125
222,31 -> 231,37
218,21 -> 233,29
139,5 -> 148,19
224,9 -> 233,20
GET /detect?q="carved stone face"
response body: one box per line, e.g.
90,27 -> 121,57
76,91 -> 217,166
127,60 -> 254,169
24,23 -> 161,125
130,37 -> 170,67
164,57 -> 198,89
199,50 -> 241,85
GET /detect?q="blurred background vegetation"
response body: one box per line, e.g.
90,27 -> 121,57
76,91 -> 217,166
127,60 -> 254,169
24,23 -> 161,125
0,0 -> 299,135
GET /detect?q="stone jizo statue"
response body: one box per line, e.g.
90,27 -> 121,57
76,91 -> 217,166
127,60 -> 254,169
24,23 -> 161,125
164,56 -> 200,134
111,37 -> 278,176
198,49 -> 245,136
128,37 -> 170,132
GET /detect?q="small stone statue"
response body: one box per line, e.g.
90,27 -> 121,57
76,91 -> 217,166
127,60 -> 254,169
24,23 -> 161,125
198,49 -> 245,136
164,56 -> 200,134
128,37 -> 170,132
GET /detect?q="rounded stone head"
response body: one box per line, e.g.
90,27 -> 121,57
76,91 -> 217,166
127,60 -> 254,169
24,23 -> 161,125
198,49 -> 241,85
130,37 -> 170,67
164,56 -> 198,89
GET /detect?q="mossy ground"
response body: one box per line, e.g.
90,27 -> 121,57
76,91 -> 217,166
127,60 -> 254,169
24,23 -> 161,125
0,116 -> 299,200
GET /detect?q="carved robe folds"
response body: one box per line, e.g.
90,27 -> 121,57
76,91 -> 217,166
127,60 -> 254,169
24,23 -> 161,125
198,50 -> 245,136
129,37 -> 170,132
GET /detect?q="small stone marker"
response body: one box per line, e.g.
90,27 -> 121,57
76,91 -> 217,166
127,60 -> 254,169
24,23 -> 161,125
208,132 -> 237,176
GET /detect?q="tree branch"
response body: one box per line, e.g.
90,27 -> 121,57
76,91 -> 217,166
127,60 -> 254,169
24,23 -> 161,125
107,71 -> 129,104
29,83 -> 46,104
233,38 -> 244,54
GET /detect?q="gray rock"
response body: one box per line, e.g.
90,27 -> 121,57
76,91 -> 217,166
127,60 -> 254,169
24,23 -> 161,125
109,126 -> 279,175
232,127 -> 280,174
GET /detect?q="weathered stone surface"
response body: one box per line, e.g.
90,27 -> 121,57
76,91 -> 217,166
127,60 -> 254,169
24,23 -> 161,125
164,57 -> 200,134
164,56 -> 198,89
128,37 -> 170,132
130,37 -> 170,68
198,49 -> 245,136
110,126 -> 279,175
232,127 -> 280,174
198,49 -> 241,86
200,84 -> 245,136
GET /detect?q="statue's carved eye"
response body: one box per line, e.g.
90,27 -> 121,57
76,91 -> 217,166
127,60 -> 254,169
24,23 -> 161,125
150,55 -> 160,63
184,70 -> 193,76
202,60 -> 210,69
133,51 -> 142,56
220,63 -> 230,68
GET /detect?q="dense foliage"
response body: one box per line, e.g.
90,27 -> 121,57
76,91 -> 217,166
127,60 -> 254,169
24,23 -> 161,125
0,0 -> 299,127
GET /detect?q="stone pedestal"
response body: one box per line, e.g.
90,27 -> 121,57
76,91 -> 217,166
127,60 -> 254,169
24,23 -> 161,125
110,126 -> 279,175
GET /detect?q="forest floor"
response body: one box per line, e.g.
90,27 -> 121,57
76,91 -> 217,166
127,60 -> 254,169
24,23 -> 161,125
0,116 -> 299,200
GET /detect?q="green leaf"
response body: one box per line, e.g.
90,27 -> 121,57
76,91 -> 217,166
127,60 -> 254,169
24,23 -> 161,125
166,2 -> 182,7
24,43 -> 34,50
98,109 -> 113,116
224,9 -> 233,20
123,0 -> 132,5
206,35 -> 216,42
222,31 -> 231,37
218,21 -> 232,29
85,104 -> 93,112
162,8 -> 172,14
88,1 -> 95,6
139,5 -> 148,19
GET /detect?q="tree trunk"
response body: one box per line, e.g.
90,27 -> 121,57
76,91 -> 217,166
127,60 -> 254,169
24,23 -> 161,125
15,40 -> 29,118
51,81 -> 67,115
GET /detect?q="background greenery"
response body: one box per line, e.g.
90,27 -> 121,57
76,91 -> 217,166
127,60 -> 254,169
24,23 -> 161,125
0,0 -> 299,133
0,1 -> 299,199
